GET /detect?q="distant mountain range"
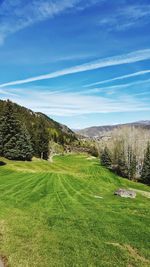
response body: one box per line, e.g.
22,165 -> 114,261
76,121 -> 150,138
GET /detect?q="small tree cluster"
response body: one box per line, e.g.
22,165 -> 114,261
100,142 -> 138,181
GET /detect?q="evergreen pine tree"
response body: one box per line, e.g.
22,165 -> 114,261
15,124 -> 33,161
0,100 -> 33,160
36,118 -> 49,160
141,142 -> 150,185
0,119 -> 3,156
117,150 -> 128,178
101,146 -> 112,168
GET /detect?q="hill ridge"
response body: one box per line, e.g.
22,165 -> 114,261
76,121 -> 150,138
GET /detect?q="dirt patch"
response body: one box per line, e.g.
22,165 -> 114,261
0,259 -> 4,267
0,221 -> 9,267
0,256 -> 9,267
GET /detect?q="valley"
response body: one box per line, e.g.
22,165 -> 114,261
0,1 -> 150,266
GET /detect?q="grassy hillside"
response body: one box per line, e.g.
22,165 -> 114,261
0,154 -> 150,267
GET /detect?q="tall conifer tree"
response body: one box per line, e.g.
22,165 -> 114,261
141,142 -> 150,185
117,150 -> 128,178
101,146 -> 112,168
35,118 -> 49,160
0,118 -> 3,156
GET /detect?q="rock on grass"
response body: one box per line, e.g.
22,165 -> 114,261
114,189 -> 136,198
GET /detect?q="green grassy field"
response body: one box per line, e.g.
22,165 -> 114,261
0,154 -> 150,267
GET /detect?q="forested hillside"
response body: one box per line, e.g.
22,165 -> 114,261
0,100 -> 76,142
0,100 -> 77,160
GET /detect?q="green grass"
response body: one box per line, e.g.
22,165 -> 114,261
0,154 -> 150,267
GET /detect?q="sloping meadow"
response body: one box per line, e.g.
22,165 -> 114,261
0,154 -> 150,267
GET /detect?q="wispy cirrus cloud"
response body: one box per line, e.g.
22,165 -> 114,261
1,87 -> 149,117
99,4 -> 150,31
0,88 -> 19,97
1,49 -> 150,88
84,69 -> 150,87
0,0 -> 78,44
84,79 -> 150,94
0,0 -> 102,45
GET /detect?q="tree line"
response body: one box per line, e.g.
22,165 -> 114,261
100,142 -> 150,185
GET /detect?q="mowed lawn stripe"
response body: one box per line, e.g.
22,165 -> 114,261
0,154 -> 150,267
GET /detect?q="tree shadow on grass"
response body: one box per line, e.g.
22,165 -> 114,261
0,161 -> 6,166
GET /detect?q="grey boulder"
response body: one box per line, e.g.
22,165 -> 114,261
114,189 -> 136,198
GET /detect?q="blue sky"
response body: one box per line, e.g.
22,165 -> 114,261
0,0 -> 150,129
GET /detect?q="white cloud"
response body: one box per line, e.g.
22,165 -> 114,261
84,69 -> 150,87
1,49 -> 150,88
0,0 -> 81,44
1,87 -> 150,117
0,88 -> 19,96
0,0 -> 102,44
99,4 -> 150,31
83,78 -> 150,95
